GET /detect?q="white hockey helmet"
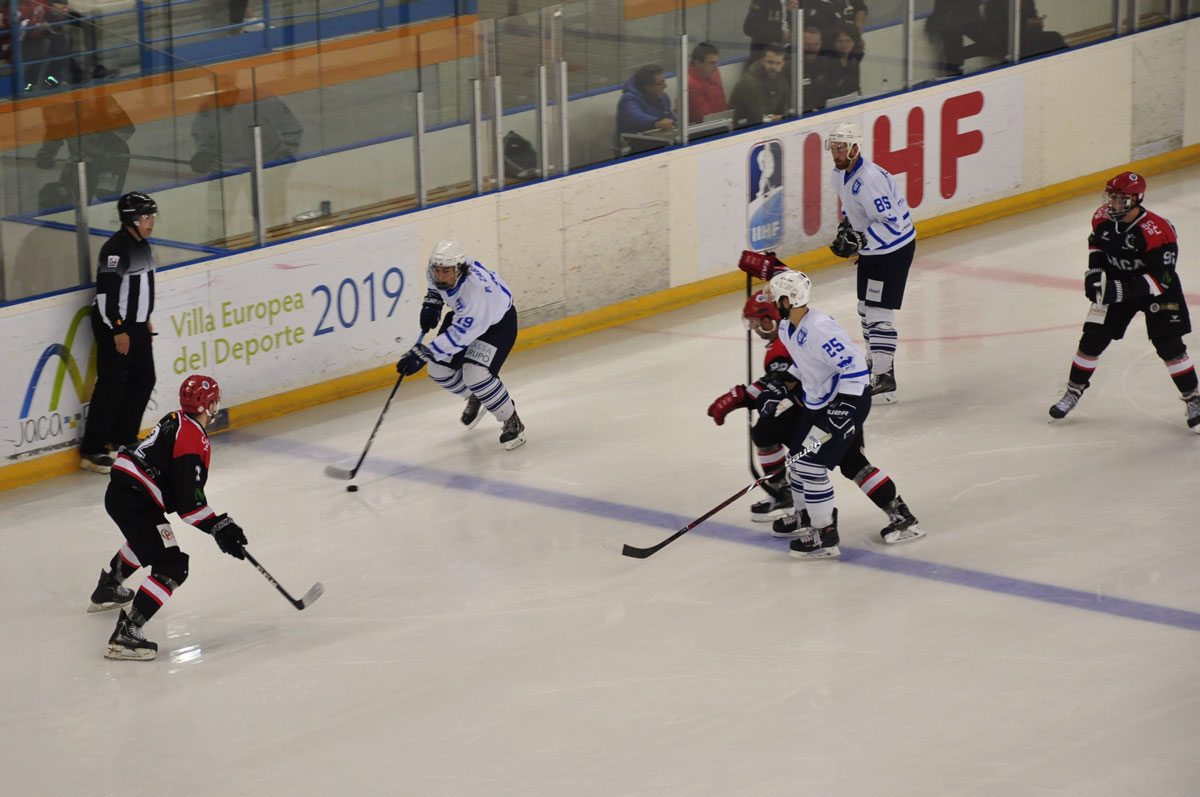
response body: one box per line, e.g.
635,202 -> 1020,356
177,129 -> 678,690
768,270 -> 812,310
427,240 -> 469,289
825,122 -> 863,153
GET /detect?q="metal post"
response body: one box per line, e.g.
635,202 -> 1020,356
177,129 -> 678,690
415,91 -> 427,207
1131,0 -> 1141,32
1011,0 -> 1022,63
905,0 -> 915,89
472,79 -> 485,194
74,161 -> 91,286
791,6 -> 802,116
493,76 -> 504,191
1112,0 -> 1122,37
251,125 -> 266,246
536,64 -> 549,179
558,60 -> 569,176
678,33 -> 689,145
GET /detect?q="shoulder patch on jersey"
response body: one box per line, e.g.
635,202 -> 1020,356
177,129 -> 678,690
107,255 -> 121,267
1090,206 -> 1108,230
1137,211 -> 1177,249
851,178 -> 862,195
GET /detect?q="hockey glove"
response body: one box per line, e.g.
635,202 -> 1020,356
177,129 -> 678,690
419,289 -> 444,333
396,344 -> 433,376
1083,268 -> 1103,303
829,220 -> 865,259
1102,278 -> 1127,305
708,385 -> 750,426
210,514 -> 247,560
755,379 -> 795,418
738,250 -> 787,281
815,395 -> 858,443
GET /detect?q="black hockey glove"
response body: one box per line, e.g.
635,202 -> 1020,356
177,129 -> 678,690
1083,268 -> 1103,303
1102,278 -> 1127,305
829,220 -> 865,259
815,395 -> 858,443
419,289 -> 444,333
210,514 -> 247,560
755,379 -> 795,418
396,343 -> 433,376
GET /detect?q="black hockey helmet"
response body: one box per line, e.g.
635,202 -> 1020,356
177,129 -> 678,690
117,191 -> 157,227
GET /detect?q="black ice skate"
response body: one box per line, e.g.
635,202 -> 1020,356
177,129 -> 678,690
1048,381 -> 1087,420
871,370 -> 897,404
79,452 -> 114,474
771,508 -> 812,538
461,395 -> 484,429
499,411 -> 526,450
105,609 -> 157,661
88,569 -> 133,613
1183,389 -> 1200,434
879,497 -> 926,544
789,510 -> 840,559
751,477 -> 793,522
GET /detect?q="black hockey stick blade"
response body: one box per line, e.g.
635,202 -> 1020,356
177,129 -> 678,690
245,550 -> 324,611
620,432 -> 832,559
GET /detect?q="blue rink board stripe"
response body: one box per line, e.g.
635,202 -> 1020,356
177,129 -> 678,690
250,433 -> 1200,633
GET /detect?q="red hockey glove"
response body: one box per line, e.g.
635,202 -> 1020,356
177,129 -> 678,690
707,385 -> 750,426
738,250 -> 787,281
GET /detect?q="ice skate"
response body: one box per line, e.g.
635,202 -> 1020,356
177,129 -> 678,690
1183,389 -> 1200,434
879,497 -> 925,544
871,370 -> 897,404
461,395 -> 484,429
79,452 -> 113,474
105,610 -> 157,661
751,477 -> 793,522
1048,382 -> 1086,420
771,508 -> 812,538
88,569 -> 133,613
789,511 -> 840,559
499,411 -> 526,450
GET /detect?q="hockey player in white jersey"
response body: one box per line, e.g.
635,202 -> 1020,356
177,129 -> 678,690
766,270 -> 925,559
826,121 -> 915,403
396,241 -> 526,449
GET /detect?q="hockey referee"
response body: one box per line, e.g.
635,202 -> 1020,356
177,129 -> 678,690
79,191 -> 159,473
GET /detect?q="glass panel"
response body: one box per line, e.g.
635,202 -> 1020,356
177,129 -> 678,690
1136,0 -> 1173,29
419,25 -> 476,202
494,8 -> 546,186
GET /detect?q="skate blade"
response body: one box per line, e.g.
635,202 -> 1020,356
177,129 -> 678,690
789,545 -> 841,560
502,432 -> 527,451
881,525 -> 926,544
87,599 -> 130,614
462,415 -> 484,430
770,527 -> 808,539
751,508 -> 793,523
105,644 -> 156,661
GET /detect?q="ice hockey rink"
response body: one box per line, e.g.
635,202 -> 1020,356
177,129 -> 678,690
1,165 -> 1197,796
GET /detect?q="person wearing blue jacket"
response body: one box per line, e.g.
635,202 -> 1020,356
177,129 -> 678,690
616,65 -> 676,136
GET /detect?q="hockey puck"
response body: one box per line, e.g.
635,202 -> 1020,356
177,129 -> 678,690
346,484 -> 358,492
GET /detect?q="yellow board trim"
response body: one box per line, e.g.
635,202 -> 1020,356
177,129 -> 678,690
3,143 -> 1198,491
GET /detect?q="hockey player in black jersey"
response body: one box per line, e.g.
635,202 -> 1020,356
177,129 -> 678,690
89,374 -> 249,660
1048,172 -> 1199,432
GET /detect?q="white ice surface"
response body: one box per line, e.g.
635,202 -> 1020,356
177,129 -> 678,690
1,167 -> 1197,797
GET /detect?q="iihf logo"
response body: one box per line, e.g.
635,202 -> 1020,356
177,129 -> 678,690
747,140 -> 783,252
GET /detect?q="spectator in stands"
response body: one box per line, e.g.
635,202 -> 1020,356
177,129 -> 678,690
18,0 -> 71,91
743,0 -> 798,66
820,21 -> 863,100
616,65 -> 675,136
803,0 -> 868,48
730,43 -> 790,129
800,25 -> 831,113
212,0 -> 264,35
59,2 -> 119,82
983,0 -> 1066,60
925,0 -> 999,76
687,42 -> 727,124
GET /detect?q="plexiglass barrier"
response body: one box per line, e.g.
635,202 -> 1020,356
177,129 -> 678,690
1,0 -> 1195,304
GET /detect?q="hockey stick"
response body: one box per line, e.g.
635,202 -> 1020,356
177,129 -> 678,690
324,331 -> 426,480
620,431 -> 832,559
244,550 -> 324,610
745,272 -> 763,482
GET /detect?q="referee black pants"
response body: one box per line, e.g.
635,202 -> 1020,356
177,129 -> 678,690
81,308 -> 155,455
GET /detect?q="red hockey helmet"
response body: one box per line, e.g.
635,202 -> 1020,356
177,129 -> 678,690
180,374 -> 221,415
1103,171 -> 1146,220
743,290 -> 781,338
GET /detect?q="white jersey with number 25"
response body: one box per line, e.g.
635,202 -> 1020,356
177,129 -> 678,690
778,309 -> 871,410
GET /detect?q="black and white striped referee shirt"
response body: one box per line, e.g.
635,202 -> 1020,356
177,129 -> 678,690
95,227 -> 156,330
